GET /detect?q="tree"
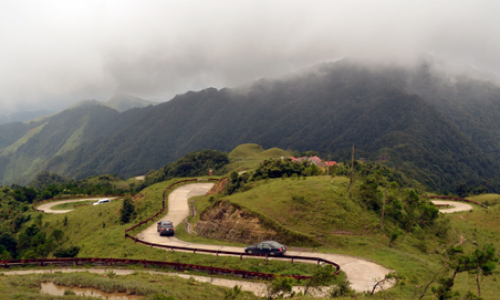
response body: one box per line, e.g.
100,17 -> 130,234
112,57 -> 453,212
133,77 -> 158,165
434,244 -> 497,299
120,195 -> 136,223
467,244 -> 497,297
0,245 -> 12,260
0,234 -> 17,258
455,182 -> 468,197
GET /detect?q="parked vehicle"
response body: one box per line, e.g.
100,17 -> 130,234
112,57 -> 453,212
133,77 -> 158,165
93,198 -> 110,206
157,220 -> 175,236
244,241 -> 286,255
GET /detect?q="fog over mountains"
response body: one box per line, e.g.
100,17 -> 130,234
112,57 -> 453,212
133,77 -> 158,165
1,58 -> 500,192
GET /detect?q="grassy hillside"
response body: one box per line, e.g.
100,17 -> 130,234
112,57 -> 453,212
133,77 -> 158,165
6,179 -> 328,279
221,143 -> 292,173
186,175 -> 500,299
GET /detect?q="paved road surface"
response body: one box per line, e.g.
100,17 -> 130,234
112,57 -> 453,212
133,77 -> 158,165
431,200 -> 473,213
36,197 -> 114,214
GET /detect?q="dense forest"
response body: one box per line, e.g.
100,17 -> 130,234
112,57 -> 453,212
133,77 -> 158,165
1,58 -> 500,192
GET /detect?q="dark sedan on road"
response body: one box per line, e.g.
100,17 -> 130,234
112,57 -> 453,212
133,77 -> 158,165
244,241 -> 287,256
157,221 -> 175,236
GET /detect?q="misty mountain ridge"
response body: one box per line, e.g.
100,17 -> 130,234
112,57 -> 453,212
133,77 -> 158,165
1,58 -> 500,193
0,94 -> 156,127
0,110 -> 55,125
69,94 -> 157,113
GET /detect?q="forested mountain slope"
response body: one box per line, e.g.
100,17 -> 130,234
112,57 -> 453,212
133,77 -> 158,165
43,60 -> 499,192
406,65 -> 500,161
1,58 -> 500,192
0,106 -> 120,184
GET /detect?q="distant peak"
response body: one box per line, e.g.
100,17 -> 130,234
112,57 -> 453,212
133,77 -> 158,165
68,99 -> 101,110
104,94 -> 157,112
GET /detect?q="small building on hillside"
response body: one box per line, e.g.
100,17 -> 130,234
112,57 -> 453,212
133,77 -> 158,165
289,156 -> 337,169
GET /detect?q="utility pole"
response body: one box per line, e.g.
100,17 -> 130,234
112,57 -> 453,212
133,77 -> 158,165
381,188 -> 386,230
348,143 -> 354,198
327,154 -> 331,176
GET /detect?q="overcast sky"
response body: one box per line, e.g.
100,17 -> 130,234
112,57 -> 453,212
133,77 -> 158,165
1,1 -> 499,112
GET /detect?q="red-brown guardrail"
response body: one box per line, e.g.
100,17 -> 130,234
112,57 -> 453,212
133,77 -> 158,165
124,178 -> 342,276
0,257 -> 310,280
32,194 -> 134,212
423,195 -> 487,208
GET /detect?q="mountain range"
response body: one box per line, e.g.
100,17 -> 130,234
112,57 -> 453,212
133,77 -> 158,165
1,58 -> 500,192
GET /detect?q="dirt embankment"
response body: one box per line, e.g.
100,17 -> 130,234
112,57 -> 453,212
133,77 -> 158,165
205,178 -> 229,196
194,201 -> 321,247
194,201 -> 278,244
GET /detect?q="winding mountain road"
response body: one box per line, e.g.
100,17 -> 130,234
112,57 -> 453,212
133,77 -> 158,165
137,183 -> 393,292
37,185 -> 477,293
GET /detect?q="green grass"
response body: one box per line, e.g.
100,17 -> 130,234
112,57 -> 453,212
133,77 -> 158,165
467,193 -> 500,205
181,176 -> 500,299
220,143 -> 292,174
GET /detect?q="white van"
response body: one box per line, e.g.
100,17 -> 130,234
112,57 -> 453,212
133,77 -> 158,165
93,198 -> 111,206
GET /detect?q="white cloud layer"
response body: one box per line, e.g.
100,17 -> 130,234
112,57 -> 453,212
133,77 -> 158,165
1,0 -> 499,112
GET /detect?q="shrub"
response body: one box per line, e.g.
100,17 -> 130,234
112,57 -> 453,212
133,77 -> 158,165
120,195 -> 136,224
53,246 -> 80,258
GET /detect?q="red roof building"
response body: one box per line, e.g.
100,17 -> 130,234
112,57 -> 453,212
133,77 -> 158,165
289,156 -> 337,168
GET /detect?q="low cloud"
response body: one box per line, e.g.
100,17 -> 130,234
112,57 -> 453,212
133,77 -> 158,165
1,1 -> 499,112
